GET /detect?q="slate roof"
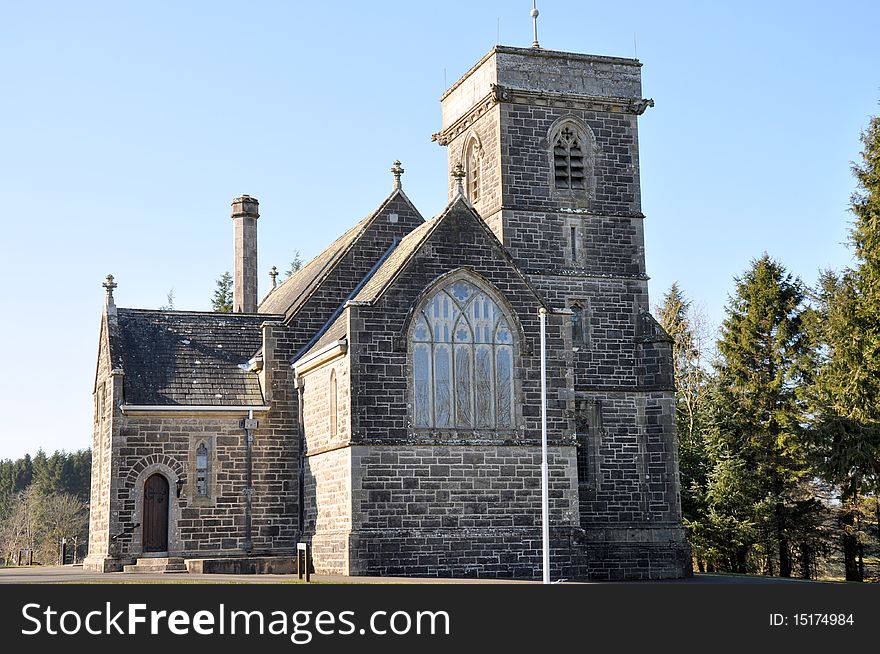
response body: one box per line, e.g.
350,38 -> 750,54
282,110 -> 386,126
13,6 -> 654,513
352,202 -> 455,303
258,215 -> 371,318
258,189 -> 421,320
114,309 -> 281,406
308,314 -> 348,352
293,204 -> 446,364
353,195 -> 549,306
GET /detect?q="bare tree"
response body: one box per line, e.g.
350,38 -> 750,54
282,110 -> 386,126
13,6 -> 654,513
37,493 -> 87,565
655,283 -> 714,440
1,487 -> 40,565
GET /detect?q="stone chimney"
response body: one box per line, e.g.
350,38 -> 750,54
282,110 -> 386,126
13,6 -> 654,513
231,195 -> 259,313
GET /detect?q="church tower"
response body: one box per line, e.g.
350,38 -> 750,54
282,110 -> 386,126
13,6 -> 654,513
435,44 -> 690,576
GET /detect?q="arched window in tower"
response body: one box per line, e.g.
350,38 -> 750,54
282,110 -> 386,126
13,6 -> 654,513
548,118 -> 596,197
329,369 -> 338,438
465,140 -> 481,202
412,278 -> 515,430
553,125 -> 586,190
195,443 -> 209,497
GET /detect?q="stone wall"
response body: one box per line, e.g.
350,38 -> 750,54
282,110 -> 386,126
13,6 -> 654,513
300,355 -> 352,574
446,105 -> 502,234
494,48 -> 642,100
300,358 -> 350,454
83,314 -> 115,571
348,444 -> 578,578
500,105 -> 642,217
303,447 -> 351,574
341,200 -> 587,578
103,411 -> 295,560
349,203 -> 574,446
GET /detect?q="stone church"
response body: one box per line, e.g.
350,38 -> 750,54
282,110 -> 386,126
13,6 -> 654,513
84,41 -> 691,580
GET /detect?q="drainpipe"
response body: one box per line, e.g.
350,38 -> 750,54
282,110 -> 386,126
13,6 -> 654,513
242,408 -> 257,554
539,307 -> 550,584
294,376 -> 306,542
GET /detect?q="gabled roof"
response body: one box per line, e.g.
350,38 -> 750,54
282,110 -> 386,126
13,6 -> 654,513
352,216 -> 437,303
352,195 -> 548,308
309,314 -> 348,353
114,309 -> 281,406
258,188 -> 422,320
291,200 -> 442,367
258,216 -> 370,318
293,195 -> 549,366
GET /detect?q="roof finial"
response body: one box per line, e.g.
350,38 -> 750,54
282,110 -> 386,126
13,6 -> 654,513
391,160 -> 404,190
531,1 -> 540,49
269,265 -> 278,289
451,162 -> 466,196
103,273 -> 117,303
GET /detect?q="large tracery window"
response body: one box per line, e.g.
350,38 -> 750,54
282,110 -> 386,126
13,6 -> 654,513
412,279 -> 515,429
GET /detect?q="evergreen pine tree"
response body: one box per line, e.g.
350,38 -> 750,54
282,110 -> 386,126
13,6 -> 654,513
284,251 -> 303,279
212,271 -> 233,313
807,114 -> 880,580
711,255 -> 811,576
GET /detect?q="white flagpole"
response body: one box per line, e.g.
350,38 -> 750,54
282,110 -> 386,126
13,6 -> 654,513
539,307 -> 550,584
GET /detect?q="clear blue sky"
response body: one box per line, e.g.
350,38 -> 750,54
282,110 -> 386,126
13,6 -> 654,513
1,1 -> 877,460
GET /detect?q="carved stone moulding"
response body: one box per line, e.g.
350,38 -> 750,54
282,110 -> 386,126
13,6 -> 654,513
433,84 -> 654,146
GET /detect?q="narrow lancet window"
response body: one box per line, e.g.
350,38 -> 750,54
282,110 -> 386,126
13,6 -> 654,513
196,443 -> 208,497
466,140 -> 480,202
571,302 -> 588,347
329,369 -> 338,437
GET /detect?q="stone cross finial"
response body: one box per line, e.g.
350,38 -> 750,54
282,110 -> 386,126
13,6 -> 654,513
451,162 -> 466,196
531,1 -> 540,49
103,274 -> 117,302
269,265 -> 278,289
391,160 -> 404,190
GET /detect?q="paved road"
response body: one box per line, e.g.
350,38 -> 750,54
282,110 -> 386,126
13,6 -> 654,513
0,566 -> 835,584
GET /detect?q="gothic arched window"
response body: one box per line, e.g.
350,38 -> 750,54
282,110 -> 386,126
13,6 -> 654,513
329,369 -> 338,438
548,118 -> 596,199
412,278 -> 515,429
195,443 -> 209,497
570,301 -> 588,347
553,124 -> 587,190
465,139 -> 481,202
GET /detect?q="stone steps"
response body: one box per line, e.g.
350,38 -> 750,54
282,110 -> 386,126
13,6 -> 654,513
123,556 -> 188,573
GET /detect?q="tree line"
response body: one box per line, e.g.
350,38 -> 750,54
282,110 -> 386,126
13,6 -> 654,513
0,450 -> 91,566
658,113 -> 880,580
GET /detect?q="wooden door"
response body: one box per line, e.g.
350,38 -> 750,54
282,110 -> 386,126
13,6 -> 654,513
143,473 -> 169,552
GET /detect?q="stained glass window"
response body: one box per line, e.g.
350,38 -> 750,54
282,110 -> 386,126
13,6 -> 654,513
196,443 -> 208,497
412,279 -> 515,429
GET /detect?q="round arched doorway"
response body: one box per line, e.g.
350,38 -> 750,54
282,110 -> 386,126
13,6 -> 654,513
142,473 -> 169,552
